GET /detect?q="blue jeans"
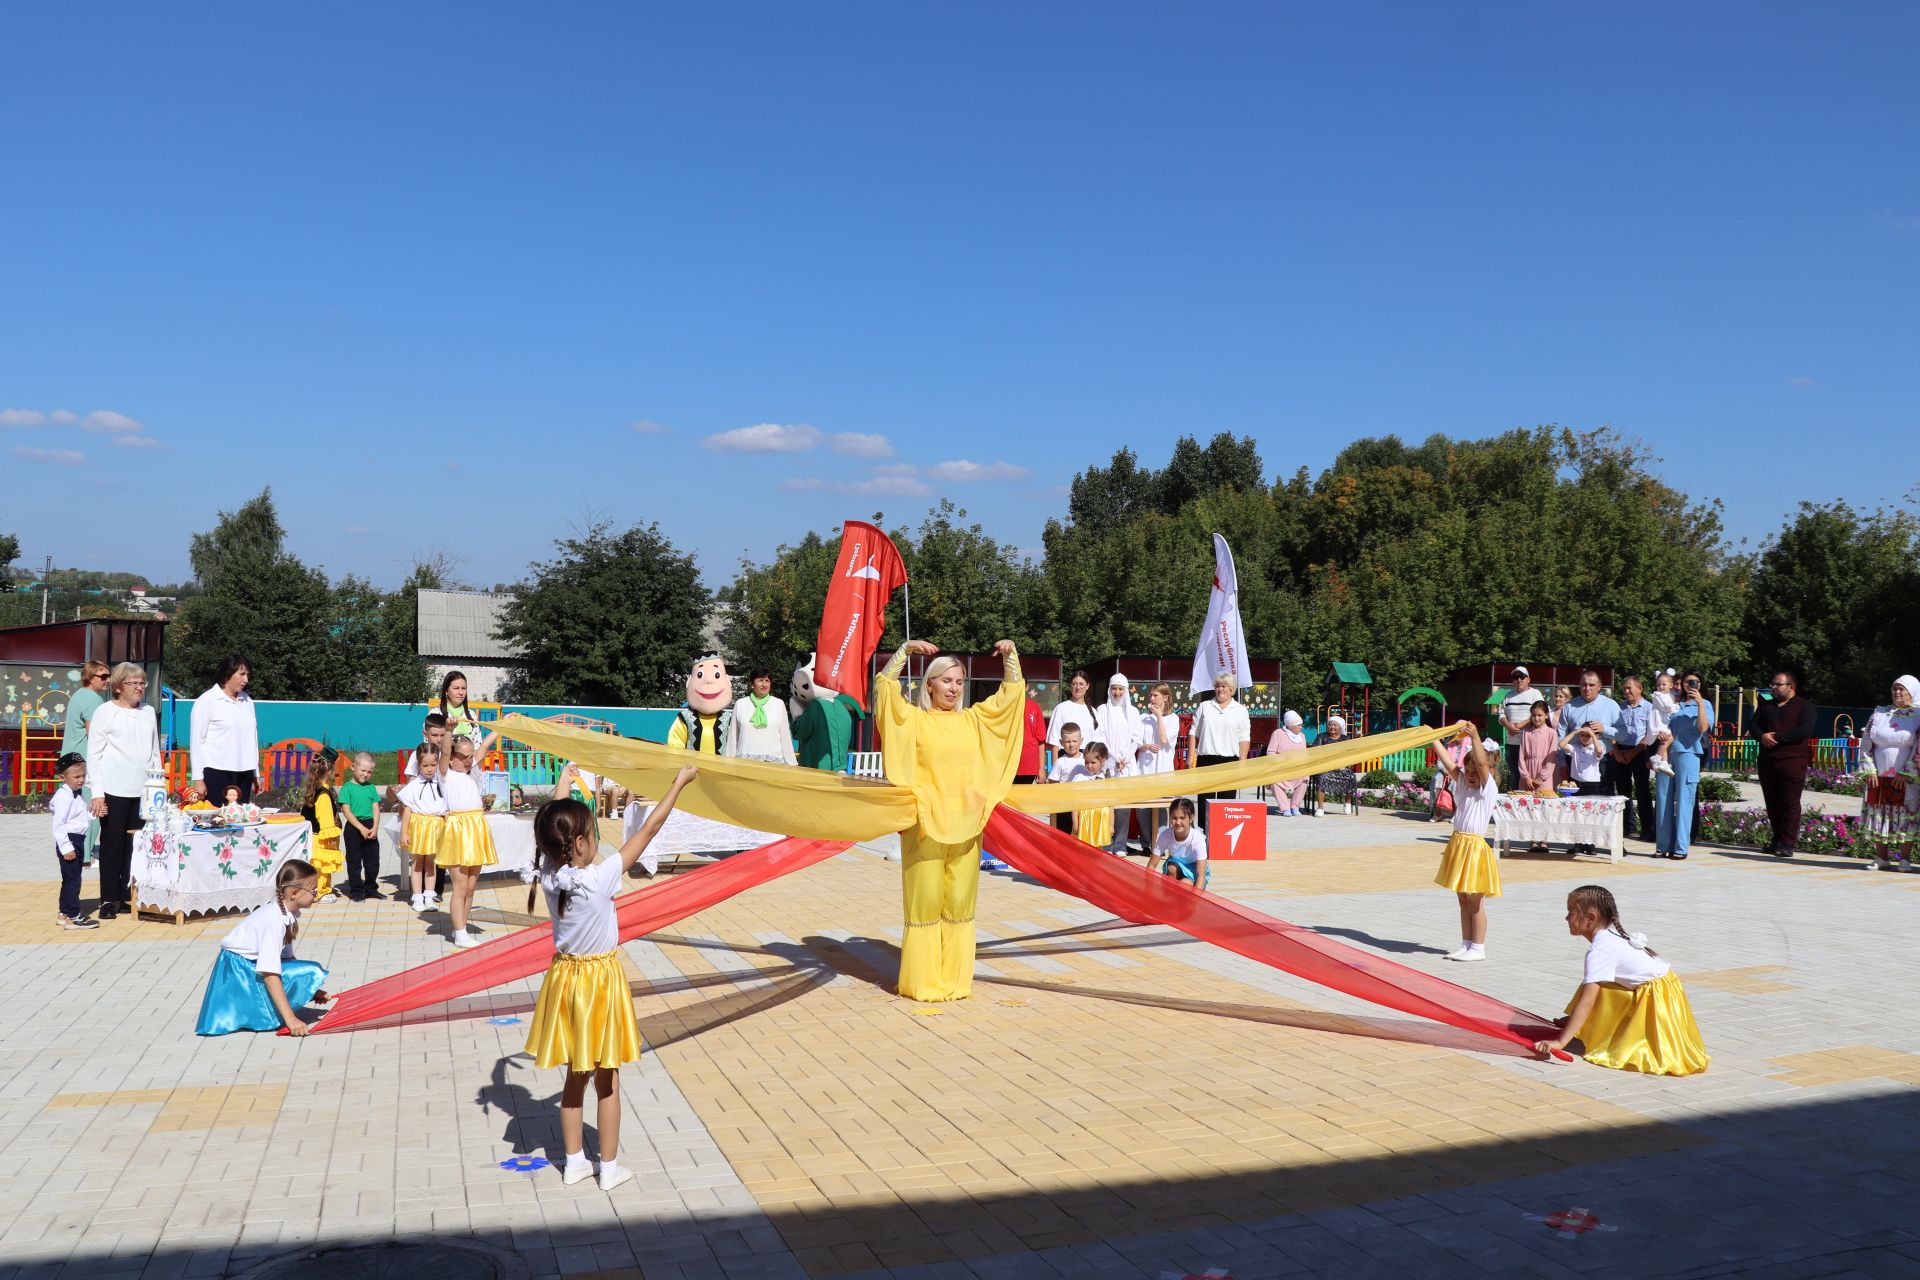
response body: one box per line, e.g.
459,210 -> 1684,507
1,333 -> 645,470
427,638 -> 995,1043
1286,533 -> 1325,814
1655,752 -> 1702,855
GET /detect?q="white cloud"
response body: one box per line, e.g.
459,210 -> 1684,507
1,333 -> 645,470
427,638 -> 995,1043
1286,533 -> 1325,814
841,474 -> 933,497
10,445 -> 85,466
830,431 -> 894,459
344,525 -> 370,535
111,434 -> 167,449
1787,376 -> 1815,388
0,408 -> 47,427
701,423 -> 823,454
81,409 -> 142,434
631,419 -> 671,435
927,459 -> 1031,483
50,409 -> 77,424
780,476 -> 826,491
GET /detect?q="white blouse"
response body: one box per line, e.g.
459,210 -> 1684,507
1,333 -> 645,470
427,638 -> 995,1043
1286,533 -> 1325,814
1191,699 -> 1251,757
1137,712 -> 1179,775
1450,772 -> 1501,837
86,701 -> 161,798
396,777 -> 448,816
1047,700 -> 1097,750
1583,929 -> 1671,990
440,770 -> 484,813
728,696 -> 797,764
221,901 -> 299,975
191,684 -> 259,775
542,856 -> 625,956
1864,706 -> 1920,777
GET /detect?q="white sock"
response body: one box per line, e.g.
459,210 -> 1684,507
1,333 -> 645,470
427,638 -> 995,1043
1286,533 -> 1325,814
1465,941 -> 1484,953
565,1151 -> 590,1171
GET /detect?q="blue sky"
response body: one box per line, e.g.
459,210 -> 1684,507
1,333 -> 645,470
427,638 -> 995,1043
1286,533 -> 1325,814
4,3 -> 1916,589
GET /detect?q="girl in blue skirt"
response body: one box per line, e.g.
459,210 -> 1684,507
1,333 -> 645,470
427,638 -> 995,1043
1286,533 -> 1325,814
195,858 -> 331,1036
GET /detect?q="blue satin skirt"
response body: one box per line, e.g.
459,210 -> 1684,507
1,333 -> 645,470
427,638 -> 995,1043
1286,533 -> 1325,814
194,949 -> 329,1036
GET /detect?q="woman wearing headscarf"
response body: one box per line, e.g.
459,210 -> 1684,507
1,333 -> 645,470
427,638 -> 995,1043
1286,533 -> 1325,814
1268,711 -> 1310,816
1094,673 -> 1147,853
874,636 -> 1025,1002
1859,675 -> 1920,871
1311,715 -> 1359,816
728,667 -> 798,764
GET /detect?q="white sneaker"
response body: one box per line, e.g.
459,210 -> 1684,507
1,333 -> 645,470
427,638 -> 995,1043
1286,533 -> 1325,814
1445,946 -> 1487,962
1650,756 -> 1674,776
451,930 -> 479,948
597,1164 -> 633,1192
562,1160 -> 595,1187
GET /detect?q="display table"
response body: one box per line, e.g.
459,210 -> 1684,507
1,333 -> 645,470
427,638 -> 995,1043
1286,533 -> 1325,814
1491,794 -> 1626,864
380,812 -> 537,878
622,804 -> 784,863
132,823 -> 313,924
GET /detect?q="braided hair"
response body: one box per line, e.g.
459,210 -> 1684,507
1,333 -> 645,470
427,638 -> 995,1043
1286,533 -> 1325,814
1567,883 -> 1655,954
528,797 -> 597,918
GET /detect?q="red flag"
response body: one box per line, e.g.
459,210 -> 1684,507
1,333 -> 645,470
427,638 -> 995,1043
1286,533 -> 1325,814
814,519 -> 907,710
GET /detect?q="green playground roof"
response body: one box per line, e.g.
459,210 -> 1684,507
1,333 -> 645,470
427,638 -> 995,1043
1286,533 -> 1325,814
1326,662 -> 1373,685
1483,691 -> 1506,706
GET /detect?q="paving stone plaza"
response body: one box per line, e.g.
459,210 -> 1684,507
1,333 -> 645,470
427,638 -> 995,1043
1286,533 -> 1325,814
2,802 -> 1917,1280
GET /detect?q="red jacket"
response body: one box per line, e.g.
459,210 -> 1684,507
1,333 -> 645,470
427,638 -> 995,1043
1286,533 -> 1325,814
1019,699 -> 1047,778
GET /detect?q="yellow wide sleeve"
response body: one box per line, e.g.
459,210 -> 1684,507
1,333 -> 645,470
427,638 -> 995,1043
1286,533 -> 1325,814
879,648 -> 1025,844
665,717 -> 689,750
493,714 -> 917,843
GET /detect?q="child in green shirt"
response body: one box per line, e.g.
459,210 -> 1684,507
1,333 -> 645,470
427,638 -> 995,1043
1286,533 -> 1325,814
337,752 -> 385,901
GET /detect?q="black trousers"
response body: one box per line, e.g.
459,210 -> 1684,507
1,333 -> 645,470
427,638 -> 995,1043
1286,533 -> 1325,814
98,793 -> 144,906
343,824 -> 380,894
201,767 -> 257,803
1607,752 -> 1655,838
59,833 -> 85,917
1195,753 -> 1238,811
1759,756 -> 1809,849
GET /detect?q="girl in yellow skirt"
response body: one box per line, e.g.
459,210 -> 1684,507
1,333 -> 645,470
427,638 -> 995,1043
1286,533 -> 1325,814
1435,735 -> 1501,962
437,737 -> 499,948
1071,742 -> 1115,850
395,743 -> 447,911
526,764 -> 698,1191
1533,884 -> 1710,1076
299,756 -> 345,902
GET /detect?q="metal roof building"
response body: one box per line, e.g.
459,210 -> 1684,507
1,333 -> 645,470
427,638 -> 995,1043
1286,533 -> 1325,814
415,589 -> 524,701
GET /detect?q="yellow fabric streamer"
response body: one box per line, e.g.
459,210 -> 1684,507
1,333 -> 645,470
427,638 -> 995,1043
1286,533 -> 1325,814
489,713 -> 918,843
1002,721 -> 1467,815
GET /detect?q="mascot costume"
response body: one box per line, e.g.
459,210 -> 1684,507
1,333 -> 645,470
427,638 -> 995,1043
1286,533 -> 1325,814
667,655 -> 734,755
790,653 -> 864,773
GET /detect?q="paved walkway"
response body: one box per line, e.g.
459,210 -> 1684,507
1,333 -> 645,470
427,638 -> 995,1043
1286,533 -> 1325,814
0,805 -> 1916,1280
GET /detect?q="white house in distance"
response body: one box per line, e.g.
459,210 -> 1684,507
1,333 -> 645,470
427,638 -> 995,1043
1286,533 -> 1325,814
415,588 -> 524,701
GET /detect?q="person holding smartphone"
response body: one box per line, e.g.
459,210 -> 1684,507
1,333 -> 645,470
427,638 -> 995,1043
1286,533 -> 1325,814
1653,672 -> 1714,860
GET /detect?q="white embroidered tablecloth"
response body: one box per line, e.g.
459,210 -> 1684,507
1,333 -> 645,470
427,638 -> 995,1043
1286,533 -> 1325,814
1491,795 -> 1626,863
380,812 -> 538,877
623,804 -> 785,859
132,823 -> 313,918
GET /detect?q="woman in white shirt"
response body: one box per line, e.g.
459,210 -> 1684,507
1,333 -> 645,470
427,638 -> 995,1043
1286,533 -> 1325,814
1533,884 -> 1709,1076
190,654 -> 260,803
728,667 -> 798,764
1134,682 -> 1181,850
1189,673 -> 1251,813
524,765 -> 697,1192
1046,670 -> 1097,751
86,662 -> 161,921
1859,675 -> 1920,871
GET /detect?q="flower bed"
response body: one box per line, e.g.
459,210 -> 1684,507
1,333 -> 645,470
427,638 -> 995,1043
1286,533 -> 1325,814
1802,765 -> 1866,796
1358,782 -> 1430,812
1696,802 -> 1865,857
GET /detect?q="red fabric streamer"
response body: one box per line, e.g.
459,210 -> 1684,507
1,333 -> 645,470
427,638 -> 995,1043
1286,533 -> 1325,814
982,805 -> 1570,1057
300,837 -> 851,1035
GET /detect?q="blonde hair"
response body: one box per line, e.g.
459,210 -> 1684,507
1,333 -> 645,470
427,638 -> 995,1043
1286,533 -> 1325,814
916,655 -> 967,712
108,662 -> 146,697
1213,672 -> 1236,690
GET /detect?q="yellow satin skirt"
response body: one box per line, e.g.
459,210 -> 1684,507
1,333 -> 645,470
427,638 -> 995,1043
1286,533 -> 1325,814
405,812 -> 444,861
526,950 -> 642,1071
1076,807 -> 1114,849
1573,971 -> 1710,1076
1435,831 -> 1501,896
310,835 -> 343,876
436,811 -> 498,868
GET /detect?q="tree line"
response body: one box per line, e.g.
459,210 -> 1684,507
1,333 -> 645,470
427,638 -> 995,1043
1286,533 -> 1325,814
6,431 -> 1915,707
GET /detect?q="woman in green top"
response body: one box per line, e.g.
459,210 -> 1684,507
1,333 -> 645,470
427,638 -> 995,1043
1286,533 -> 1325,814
438,670 -> 500,757
60,661 -> 112,861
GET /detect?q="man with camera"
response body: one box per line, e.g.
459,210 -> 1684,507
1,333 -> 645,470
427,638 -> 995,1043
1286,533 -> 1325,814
1749,669 -> 1817,857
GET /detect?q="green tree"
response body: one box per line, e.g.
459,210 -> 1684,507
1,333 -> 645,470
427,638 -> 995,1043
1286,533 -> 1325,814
330,572 -> 432,703
718,529 -> 842,677
171,490 -> 346,698
1741,501 -> 1920,705
497,520 -> 708,705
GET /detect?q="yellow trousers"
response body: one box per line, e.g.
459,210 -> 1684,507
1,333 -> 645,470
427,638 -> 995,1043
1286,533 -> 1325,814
898,830 -> 981,1002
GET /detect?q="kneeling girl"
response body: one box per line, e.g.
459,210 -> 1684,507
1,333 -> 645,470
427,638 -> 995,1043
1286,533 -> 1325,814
195,858 -> 329,1036
1533,884 -> 1709,1076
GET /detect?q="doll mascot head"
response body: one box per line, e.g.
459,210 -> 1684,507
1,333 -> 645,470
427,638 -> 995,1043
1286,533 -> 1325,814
669,654 -> 734,755
789,654 -> 821,722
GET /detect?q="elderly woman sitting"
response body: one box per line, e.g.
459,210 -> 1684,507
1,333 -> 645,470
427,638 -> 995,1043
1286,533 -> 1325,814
1268,711 -> 1310,816
1311,715 -> 1359,816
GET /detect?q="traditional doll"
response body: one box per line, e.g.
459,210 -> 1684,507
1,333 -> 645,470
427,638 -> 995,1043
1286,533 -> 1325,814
790,653 -> 865,772
666,655 -> 734,755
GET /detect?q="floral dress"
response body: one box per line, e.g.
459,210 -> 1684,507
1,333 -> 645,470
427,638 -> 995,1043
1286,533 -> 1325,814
1860,704 -> 1920,858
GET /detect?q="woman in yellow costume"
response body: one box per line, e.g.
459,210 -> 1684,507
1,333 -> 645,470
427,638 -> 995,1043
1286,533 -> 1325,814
874,637 -> 1024,1002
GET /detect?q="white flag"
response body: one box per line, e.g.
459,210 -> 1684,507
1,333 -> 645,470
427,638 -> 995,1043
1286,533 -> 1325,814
1190,533 -> 1255,695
